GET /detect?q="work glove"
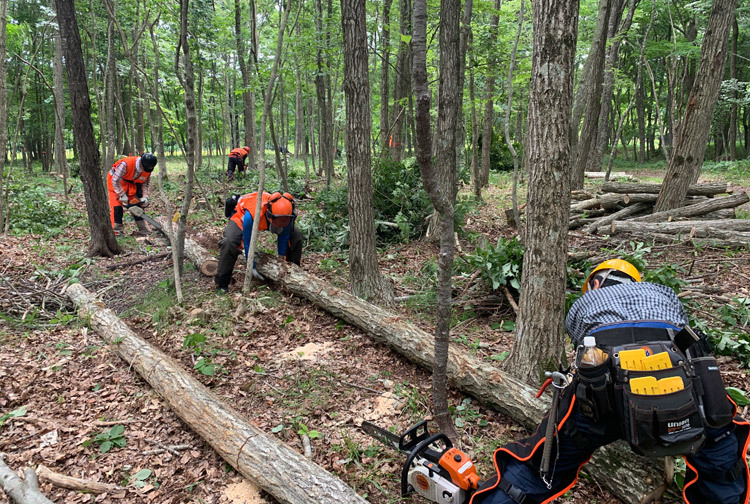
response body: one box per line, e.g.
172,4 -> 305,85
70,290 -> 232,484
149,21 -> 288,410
119,193 -> 129,205
140,196 -> 149,207
252,268 -> 265,281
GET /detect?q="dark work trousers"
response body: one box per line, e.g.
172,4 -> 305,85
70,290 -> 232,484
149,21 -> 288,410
227,157 -> 245,181
215,220 -> 303,289
475,389 -> 746,504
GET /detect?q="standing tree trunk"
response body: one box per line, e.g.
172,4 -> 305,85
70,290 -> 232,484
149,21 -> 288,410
379,0 -> 392,152
654,0 -> 737,212
148,20 -> 167,180
504,0 -> 578,384
390,0 -> 411,162
469,37 -> 481,199
0,0 -> 6,230
480,0 -> 502,187
570,0 -> 611,190
314,0 -> 334,186
235,0 -> 254,156
105,17 -> 117,168
51,0 -> 69,196
728,16 -> 738,161
341,0 -> 394,305
56,0 -> 121,257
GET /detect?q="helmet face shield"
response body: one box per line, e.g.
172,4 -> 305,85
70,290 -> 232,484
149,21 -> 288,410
267,214 -> 294,234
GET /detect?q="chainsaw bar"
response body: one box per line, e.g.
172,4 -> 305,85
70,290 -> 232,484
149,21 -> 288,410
361,421 -> 402,452
127,206 -> 166,235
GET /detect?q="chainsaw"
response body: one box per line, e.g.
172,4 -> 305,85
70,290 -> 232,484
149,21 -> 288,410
125,201 -> 166,236
361,420 -> 480,504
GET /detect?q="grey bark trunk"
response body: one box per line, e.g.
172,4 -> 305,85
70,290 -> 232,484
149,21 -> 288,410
480,0 -> 501,187
654,0 -> 738,211
380,0 -> 392,151
65,284 -> 368,504
341,0 -> 393,305
504,0 -> 578,384
57,0 -> 120,257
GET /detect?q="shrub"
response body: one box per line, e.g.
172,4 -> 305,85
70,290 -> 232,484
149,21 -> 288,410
9,183 -> 78,236
372,157 -> 432,242
462,236 -> 524,292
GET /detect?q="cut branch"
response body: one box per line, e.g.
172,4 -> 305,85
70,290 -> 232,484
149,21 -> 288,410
633,193 -> 748,223
601,181 -> 733,197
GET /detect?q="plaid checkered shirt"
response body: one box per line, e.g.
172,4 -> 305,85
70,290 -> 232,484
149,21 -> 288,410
565,282 -> 689,346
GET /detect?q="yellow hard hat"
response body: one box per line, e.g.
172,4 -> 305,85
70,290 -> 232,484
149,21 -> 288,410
582,259 -> 641,293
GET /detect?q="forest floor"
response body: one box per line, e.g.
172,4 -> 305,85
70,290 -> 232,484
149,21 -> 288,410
1,165 -> 749,504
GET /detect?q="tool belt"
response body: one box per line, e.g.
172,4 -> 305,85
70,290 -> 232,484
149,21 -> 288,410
574,323 -> 735,458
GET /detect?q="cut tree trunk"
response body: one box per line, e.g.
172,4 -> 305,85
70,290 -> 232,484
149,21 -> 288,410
582,202 -> 652,234
633,192 -> 748,223
65,283 -> 368,504
179,240 -> 667,502
584,171 -> 634,180
623,231 -> 749,249
0,457 -> 54,504
602,181 -> 733,197
154,217 -> 216,276
250,254 -> 663,503
570,192 -> 657,212
610,219 -> 750,235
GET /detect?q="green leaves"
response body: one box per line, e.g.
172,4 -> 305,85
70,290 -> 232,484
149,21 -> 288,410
726,387 -> 750,406
83,424 -> 127,454
463,236 -> 524,293
0,405 -> 27,428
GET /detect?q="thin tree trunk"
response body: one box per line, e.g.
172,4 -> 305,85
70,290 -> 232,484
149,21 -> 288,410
0,0 -> 6,231
480,0 -> 502,187
504,0 -> 525,239
728,17 -> 738,161
105,18 -> 117,166
379,0 -> 392,151
51,0 -> 69,196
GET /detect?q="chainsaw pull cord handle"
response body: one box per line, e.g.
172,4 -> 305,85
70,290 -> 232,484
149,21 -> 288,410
539,371 -> 567,489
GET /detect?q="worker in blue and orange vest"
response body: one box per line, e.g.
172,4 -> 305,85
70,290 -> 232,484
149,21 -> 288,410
215,191 -> 302,292
107,152 -> 157,235
227,146 -> 251,182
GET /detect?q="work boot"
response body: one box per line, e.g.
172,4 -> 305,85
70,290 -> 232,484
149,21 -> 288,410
113,222 -> 124,236
135,219 -> 151,235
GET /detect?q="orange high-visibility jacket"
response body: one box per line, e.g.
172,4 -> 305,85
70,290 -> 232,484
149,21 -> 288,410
111,156 -> 151,184
230,192 -> 272,231
229,147 -> 248,159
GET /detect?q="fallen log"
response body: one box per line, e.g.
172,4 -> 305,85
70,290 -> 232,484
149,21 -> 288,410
154,217 -> 218,276
65,284 -> 367,504
601,181 -> 733,197
177,238 -> 665,502
0,456 -> 53,504
251,254 -> 664,503
35,465 -> 120,495
619,231 -> 750,249
632,193 -> 749,223
582,202 -> 652,234
570,192 -> 656,212
585,171 -> 635,180
610,219 -> 750,236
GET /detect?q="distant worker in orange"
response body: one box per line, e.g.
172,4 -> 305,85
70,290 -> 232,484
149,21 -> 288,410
107,152 -> 157,235
215,191 -> 302,292
227,146 -> 251,182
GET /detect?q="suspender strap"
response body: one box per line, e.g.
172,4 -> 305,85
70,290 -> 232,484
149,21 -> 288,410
497,478 -> 533,504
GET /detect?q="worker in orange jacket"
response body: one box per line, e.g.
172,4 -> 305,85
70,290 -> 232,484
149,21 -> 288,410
227,146 -> 251,182
215,191 -> 302,292
107,152 -> 157,235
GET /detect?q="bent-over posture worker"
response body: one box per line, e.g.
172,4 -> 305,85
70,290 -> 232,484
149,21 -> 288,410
470,259 -> 749,504
107,152 -> 157,235
227,146 -> 250,182
215,191 -> 302,292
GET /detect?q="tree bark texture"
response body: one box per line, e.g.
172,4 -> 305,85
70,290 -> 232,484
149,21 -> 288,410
65,284 -> 367,504
635,192 -> 748,223
35,465 -> 120,495
610,219 -> 750,236
51,0 -> 68,184
654,0 -> 738,211
56,0 -> 121,257
582,201 -> 651,233
0,457 -> 54,504
602,181 -> 732,196
570,0 -> 611,190
235,0 -> 254,151
505,0 -> 578,384
341,0 -> 393,304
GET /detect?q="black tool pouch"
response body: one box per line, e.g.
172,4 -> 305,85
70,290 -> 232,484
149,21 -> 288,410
692,356 -> 735,428
613,342 -> 705,458
574,356 -> 613,423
